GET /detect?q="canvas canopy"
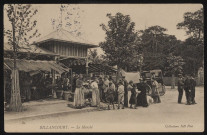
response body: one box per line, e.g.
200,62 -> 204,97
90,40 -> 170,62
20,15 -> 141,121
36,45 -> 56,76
4,58 -> 69,74
120,69 -> 141,83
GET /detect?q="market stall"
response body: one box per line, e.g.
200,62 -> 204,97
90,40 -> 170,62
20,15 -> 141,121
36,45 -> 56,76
4,58 -> 70,102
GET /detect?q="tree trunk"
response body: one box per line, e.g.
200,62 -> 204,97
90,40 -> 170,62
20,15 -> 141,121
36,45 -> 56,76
9,69 -> 22,111
9,6 -> 22,112
171,73 -> 175,89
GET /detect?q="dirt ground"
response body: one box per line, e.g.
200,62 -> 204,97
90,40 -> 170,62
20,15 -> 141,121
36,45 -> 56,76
4,86 -> 204,133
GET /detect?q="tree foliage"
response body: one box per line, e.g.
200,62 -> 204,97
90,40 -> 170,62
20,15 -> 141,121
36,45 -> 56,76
4,4 -> 41,48
139,25 -> 182,72
177,8 -> 204,40
176,8 -> 204,76
51,4 -> 83,36
88,49 -> 102,64
165,53 -> 185,75
99,12 -> 141,70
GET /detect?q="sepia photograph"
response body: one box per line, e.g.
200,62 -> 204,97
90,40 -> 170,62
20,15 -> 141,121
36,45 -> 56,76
3,4 -> 204,132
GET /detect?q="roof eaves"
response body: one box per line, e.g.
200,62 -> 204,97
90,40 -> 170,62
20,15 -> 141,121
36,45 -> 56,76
36,38 -> 98,48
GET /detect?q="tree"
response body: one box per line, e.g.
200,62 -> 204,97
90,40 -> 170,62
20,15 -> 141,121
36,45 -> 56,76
99,13 -> 141,71
4,4 -> 40,111
176,8 -> 204,76
139,25 -> 182,72
88,49 -> 104,64
166,53 -> 185,89
177,8 -> 204,41
51,4 -> 83,36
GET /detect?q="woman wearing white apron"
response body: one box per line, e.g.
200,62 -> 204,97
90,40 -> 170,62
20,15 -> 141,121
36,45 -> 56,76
90,77 -> 100,108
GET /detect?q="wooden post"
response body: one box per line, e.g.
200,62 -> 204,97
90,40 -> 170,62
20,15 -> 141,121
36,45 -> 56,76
86,57 -> 89,76
171,73 -> 175,89
52,69 -> 57,98
71,68 -> 73,91
4,72 -> 6,111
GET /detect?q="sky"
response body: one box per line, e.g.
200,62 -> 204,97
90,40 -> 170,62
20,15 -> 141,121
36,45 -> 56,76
4,4 -> 203,55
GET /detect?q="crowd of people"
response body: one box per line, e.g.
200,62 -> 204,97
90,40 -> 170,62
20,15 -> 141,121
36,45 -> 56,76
7,70 -> 197,109
71,73 -> 162,110
177,74 -> 197,105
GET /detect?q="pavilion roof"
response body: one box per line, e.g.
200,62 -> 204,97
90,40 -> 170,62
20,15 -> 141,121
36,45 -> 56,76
4,43 -> 58,56
34,28 -> 98,48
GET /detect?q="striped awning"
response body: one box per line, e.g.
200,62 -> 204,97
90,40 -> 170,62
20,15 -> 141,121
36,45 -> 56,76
4,58 -> 69,74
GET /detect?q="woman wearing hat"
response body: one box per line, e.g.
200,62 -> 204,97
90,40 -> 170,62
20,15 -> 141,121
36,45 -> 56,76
128,80 -> 137,109
137,78 -> 149,107
90,77 -> 100,107
74,74 -> 85,109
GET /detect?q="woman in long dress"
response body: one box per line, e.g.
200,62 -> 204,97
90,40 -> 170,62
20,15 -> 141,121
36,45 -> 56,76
129,81 -> 137,109
74,74 -> 85,108
90,78 -> 100,107
137,79 -> 149,107
151,79 -> 161,103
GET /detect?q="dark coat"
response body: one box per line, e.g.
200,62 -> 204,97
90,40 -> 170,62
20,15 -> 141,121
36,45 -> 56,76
178,77 -> 184,90
184,78 -> 191,91
106,87 -> 115,103
137,82 -> 148,107
129,85 -> 137,105
72,77 -> 77,92
190,78 -> 196,91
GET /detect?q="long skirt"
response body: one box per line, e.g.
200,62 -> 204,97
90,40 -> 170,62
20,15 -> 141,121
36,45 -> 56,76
106,93 -> 114,104
91,88 -> 100,106
74,88 -> 85,107
129,94 -> 137,105
124,92 -> 128,107
137,93 -> 148,107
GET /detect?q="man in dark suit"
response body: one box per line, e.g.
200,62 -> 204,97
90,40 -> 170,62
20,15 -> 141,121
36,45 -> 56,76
177,74 -> 184,104
190,74 -> 197,104
184,75 -> 191,105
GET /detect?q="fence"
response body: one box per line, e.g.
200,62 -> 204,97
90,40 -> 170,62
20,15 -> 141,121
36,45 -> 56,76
163,77 -> 203,86
163,77 -> 178,86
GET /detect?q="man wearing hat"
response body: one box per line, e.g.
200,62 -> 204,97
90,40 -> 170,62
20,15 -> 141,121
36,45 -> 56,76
177,74 -> 184,104
190,74 -> 197,104
184,74 -> 191,105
